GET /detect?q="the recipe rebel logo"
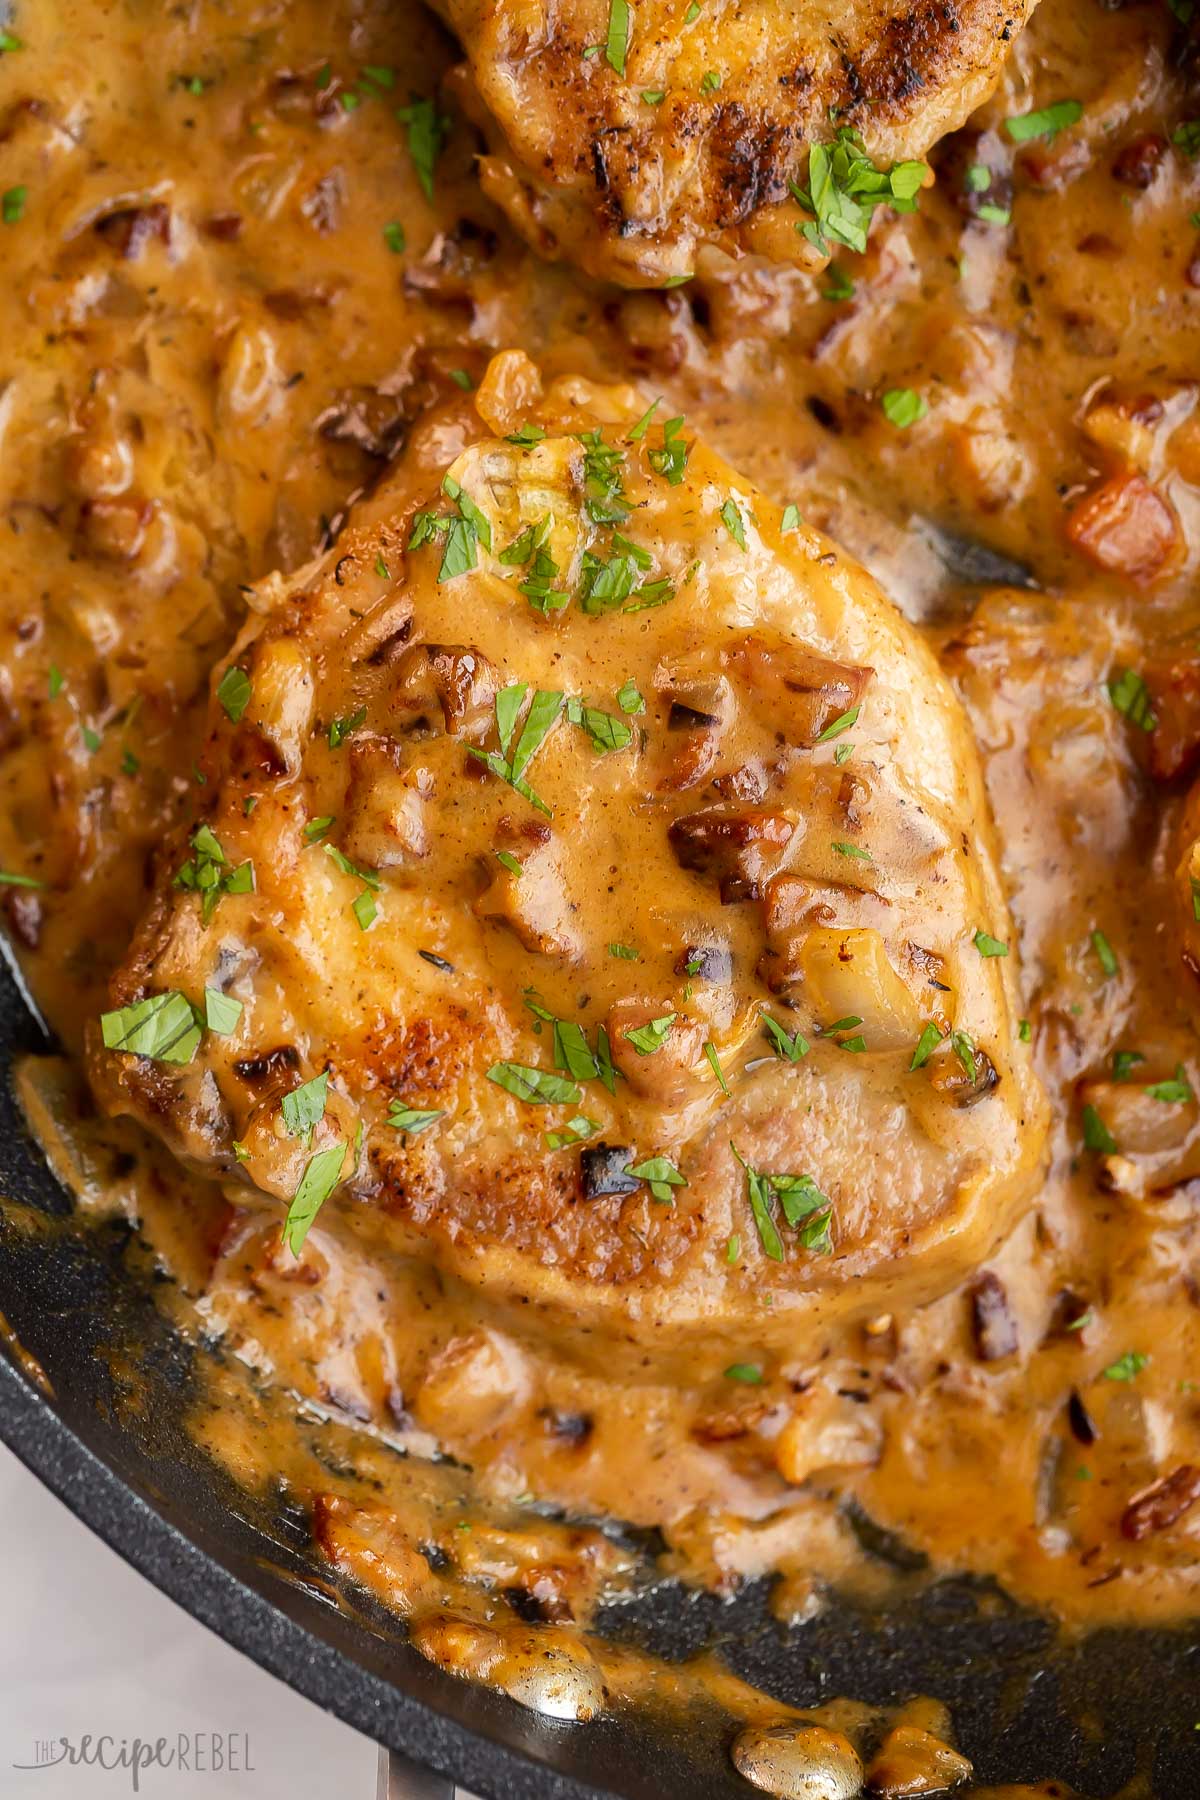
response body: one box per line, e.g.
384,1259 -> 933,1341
12,1732 -> 256,1790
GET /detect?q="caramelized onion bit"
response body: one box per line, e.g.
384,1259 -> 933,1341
390,642 -> 498,742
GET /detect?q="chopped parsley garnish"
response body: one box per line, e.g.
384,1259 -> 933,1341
834,742 -> 854,765
519,546 -> 570,614
545,1113 -> 600,1150
282,1142 -> 347,1255
973,929 -> 1009,958
174,824 -> 254,923
815,702 -> 860,742
449,368 -> 473,390
1174,121 -> 1200,158
951,1030 -> 978,1080
609,942 -> 639,960
204,988 -> 243,1036
500,516 -> 550,566
881,388 -> 928,429
0,30 -> 24,51
700,69 -> 721,95
822,266 -> 854,302
763,1014 -> 810,1062
1107,667 -> 1155,731
578,429 -> 630,524
1112,1049 -> 1145,1082
1005,99 -> 1083,143
395,96 -> 450,201
732,1143 -> 834,1260
486,1062 -> 583,1106
605,0 -> 631,74
388,1101 -> 444,1135
304,816 -> 334,843
627,398 -> 660,441
642,89 -> 665,105
1081,1103 -> 1117,1154
524,990 -> 618,1094
506,422 -> 546,447
409,491 -> 484,581
48,664 -> 64,699
101,992 -> 202,1065
382,221 -> 406,254
328,705 -> 366,748
81,725 -> 102,754
647,415 -> 689,485
0,870 -> 43,889
616,678 -> 644,714
704,1041 -> 730,1094
624,1013 -> 676,1055
832,840 -> 872,861
624,1156 -> 686,1202
1091,929 -> 1118,979
566,695 -> 633,753
495,849 -> 523,876
724,1363 -> 762,1384
1146,1065 -> 1193,1104
2,185 -> 27,225
216,665 -> 252,723
1102,1350 -> 1149,1383
352,889 -> 378,930
579,547 -> 641,613
720,498 -> 747,549
910,1021 -> 945,1071
966,165 -> 992,193
282,1071 -> 329,1139
790,129 -> 927,256
781,503 -> 802,532
977,202 -> 1011,227
467,684 -> 563,816
726,1233 -> 741,1264
1018,1018 -> 1031,1042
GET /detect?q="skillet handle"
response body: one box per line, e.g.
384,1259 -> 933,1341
375,1747 -> 462,1799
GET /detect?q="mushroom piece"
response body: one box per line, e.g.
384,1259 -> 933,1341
474,817 -> 583,962
339,738 -> 433,868
725,634 -> 872,747
652,669 -> 736,791
668,806 -> 798,903
606,997 -> 706,1106
732,1722 -> 864,1800
389,642 -> 498,742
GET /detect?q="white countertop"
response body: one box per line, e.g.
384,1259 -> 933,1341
0,1443 -> 379,1798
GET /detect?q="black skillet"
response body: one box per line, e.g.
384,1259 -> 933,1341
2,948 -> 1200,1798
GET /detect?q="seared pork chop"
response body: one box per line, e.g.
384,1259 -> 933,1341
435,0 -> 1037,285
89,352 -> 1047,1377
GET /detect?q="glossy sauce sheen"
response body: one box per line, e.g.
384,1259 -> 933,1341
3,0 -> 1200,1696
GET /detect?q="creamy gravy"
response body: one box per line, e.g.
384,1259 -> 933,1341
3,0 -> 1200,1777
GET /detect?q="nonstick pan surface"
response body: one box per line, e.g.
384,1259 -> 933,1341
2,953 -> 1199,1800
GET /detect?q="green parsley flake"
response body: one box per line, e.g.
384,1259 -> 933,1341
832,840 -> 872,861
624,1013 -> 676,1055
352,889 -> 378,931
1005,100 -> 1083,144
1091,929 -> 1118,979
1145,1064 -> 1193,1104
624,1156 -> 686,1203
101,992 -> 202,1065
605,0 -> 631,73
1111,1049 -> 1145,1082
616,678 -> 645,714
881,388 -> 928,429
0,870 -> 44,889
821,266 -> 855,302
1102,1350 -> 1149,1383
204,988 -> 243,1036
973,929 -> 1009,958
282,1071 -> 329,1138
781,503 -> 802,531
1081,1103 -> 1117,1154
282,1142 -> 347,1256
790,128 -> 927,257
724,1363 -> 762,1384
720,497 -> 747,549
910,1021 -> 945,1071
762,1014 -> 810,1062
388,1101 -> 445,1135
396,97 -> 450,201
487,1062 -> 582,1106
608,942 -> 639,960
700,69 -> 721,94
647,415 -> 689,484
174,824 -> 254,924
2,185 -> 26,225
328,705 -> 366,749
704,1041 -> 730,1094
217,665 -> 252,723
382,221 -> 406,254
815,702 -> 860,743
1107,667 -> 1155,731
468,685 -> 563,816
